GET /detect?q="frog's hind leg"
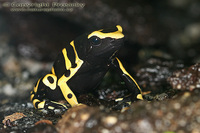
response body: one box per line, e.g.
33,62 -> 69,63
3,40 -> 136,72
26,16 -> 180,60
112,95 -> 133,112
31,91 -> 68,112
30,75 -> 68,113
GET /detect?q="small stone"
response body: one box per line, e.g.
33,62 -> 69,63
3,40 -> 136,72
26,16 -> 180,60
80,113 -> 90,121
174,102 -> 181,110
102,116 -> 118,127
177,84 -> 182,89
3,84 -> 17,96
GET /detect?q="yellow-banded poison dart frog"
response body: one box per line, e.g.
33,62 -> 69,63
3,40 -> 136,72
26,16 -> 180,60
30,25 -> 143,112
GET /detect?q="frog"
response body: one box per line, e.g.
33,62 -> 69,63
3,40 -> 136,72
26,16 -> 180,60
30,25 -> 143,112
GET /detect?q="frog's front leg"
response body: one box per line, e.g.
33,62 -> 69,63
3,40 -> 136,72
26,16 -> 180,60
112,57 -> 143,101
30,74 -> 68,112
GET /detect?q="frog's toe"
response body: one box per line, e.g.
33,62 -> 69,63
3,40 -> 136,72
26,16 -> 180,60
111,96 -> 133,111
39,100 -> 68,114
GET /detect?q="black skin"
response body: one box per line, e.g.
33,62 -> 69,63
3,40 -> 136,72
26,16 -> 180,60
31,26 -> 142,112
67,36 -> 124,95
45,35 -> 124,100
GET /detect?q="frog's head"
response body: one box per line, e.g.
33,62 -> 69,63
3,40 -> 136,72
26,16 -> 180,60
74,25 -> 124,63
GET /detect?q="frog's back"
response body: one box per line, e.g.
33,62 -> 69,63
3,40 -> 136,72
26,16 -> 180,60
51,42 -> 78,79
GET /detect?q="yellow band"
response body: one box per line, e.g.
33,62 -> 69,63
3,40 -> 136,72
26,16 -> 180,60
116,57 -> 143,99
57,41 -> 84,107
62,48 -> 72,70
42,74 -> 57,90
88,25 -> 124,39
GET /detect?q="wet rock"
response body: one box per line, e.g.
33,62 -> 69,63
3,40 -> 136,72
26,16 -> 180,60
0,101 -> 63,132
168,63 -> 200,91
56,105 -> 127,133
56,105 -> 91,133
136,57 -> 184,94
56,89 -> 200,133
128,89 -> 200,132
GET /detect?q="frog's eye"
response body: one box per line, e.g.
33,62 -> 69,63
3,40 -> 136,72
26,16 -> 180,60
89,36 -> 102,45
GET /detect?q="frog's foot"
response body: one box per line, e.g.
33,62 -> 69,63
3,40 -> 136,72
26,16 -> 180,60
111,96 -> 132,112
37,100 -> 68,114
